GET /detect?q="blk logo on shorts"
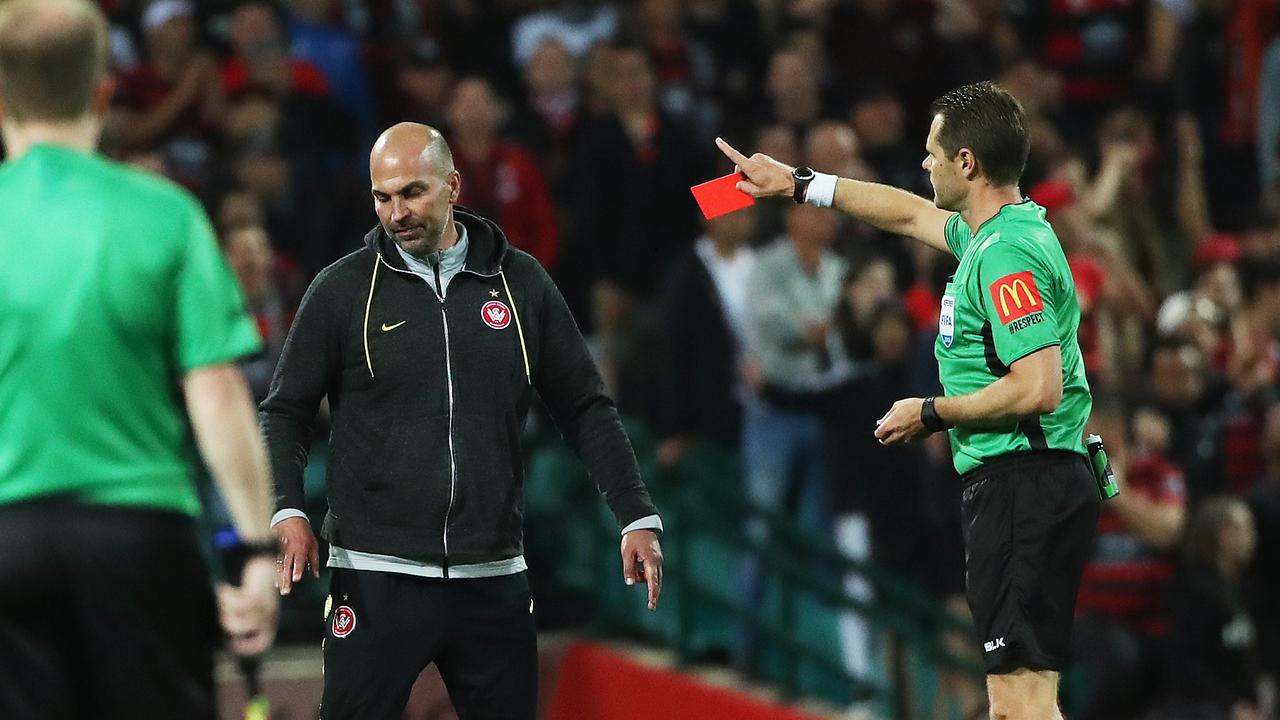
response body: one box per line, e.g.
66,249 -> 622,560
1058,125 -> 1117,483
481,300 -> 511,330
332,605 -> 357,638
984,637 -> 1006,653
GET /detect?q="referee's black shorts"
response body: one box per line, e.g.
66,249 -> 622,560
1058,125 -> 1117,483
0,499 -> 219,720
960,450 -> 1100,674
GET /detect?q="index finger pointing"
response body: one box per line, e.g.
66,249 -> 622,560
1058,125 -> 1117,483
715,137 -> 750,166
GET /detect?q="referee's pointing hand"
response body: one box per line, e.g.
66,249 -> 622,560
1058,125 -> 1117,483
875,397 -> 928,446
715,137 -> 795,199
621,530 -> 663,611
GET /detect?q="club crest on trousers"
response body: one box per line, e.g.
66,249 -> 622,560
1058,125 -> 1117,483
332,605 -> 356,638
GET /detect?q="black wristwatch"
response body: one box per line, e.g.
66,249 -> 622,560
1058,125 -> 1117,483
921,395 -> 953,433
792,166 -> 815,203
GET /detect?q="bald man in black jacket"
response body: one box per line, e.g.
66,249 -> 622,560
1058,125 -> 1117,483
262,123 -> 664,720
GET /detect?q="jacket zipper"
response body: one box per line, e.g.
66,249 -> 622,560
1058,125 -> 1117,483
434,260 -> 456,579
375,251 -> 496,578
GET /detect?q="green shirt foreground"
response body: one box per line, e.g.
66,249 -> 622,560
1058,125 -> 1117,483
935,200 -> 1092,475
0,145 -> 260,515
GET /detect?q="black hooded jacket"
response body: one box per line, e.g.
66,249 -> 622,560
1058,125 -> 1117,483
260,207 -> 658,569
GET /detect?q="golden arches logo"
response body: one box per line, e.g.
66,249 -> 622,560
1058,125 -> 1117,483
988,271 -> 1042,324
996,279 -> 1039,316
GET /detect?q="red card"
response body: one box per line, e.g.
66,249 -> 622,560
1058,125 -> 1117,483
690,173 -> 755,219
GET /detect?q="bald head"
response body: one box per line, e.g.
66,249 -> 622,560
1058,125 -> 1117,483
370,122 -> 455,181
0,0 -> 109,123
370,123 -> 461,259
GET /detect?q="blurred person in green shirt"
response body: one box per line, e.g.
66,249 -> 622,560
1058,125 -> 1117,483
0,2 -> 278,717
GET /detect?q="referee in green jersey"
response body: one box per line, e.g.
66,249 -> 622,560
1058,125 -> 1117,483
0,2 -> 278,717
719,82 -> 1098,720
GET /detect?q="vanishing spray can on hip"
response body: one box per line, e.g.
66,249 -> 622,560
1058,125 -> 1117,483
1085,434 -> 1120,500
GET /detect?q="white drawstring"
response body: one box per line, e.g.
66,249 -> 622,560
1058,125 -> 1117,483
500,270 -> 531,384
362,255 -> 380,378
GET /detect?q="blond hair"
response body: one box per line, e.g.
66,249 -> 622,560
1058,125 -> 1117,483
0,0 -> 109,122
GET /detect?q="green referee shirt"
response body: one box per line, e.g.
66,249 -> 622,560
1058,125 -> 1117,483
935,199 -> 1092,475
0,144 -> 261,515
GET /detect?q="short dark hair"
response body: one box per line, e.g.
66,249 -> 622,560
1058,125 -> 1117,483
0,0 -> 109,122
928,81 -> 1029,187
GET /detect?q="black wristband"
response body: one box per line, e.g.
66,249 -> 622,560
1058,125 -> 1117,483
216,539 -> 277,584
239,540 -> 279,558
920,396 -> 952,433
224,535 -> 276,558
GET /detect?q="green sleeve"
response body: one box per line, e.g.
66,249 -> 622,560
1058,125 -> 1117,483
174,203 -> 262,371
944,213 -> 971,259
976,240 -> 1060,366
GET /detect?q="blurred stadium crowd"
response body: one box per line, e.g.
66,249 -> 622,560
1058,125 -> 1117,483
55,0 -> 1280,717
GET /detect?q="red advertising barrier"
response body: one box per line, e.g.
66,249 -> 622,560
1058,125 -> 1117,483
547,642 -> 828,720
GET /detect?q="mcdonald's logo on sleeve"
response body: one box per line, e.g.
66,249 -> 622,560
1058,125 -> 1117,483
988,271 -> 1043,324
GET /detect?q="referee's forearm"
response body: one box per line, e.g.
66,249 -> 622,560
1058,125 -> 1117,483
934,374 -> 1057,426
830,178 -> 951,253
184,364 -> 275,544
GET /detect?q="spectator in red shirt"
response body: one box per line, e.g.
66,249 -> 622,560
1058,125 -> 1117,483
521,37 -> 581,153
1029,176 -> 1155,390
509,37 -> 583,204
1073,405 -> 1187,720
221,225 -> 293,401
824,0 -> 948,121
636,0 -> 717,139
111,0 -> 223,189
1008,0 -> 1144,128
1157,241 -> 1242,374
1214,261 -> 1280,498
445,77 -> 560,271
569,45 -> 707,303
222,2 -> 328,100
1068,251 -> 1106,366
113,1 -> 223,149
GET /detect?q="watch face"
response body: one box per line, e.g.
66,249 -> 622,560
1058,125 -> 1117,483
794,167 -> 815,181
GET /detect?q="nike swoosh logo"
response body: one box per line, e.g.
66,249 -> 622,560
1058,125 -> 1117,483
381,321 -> 406,332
